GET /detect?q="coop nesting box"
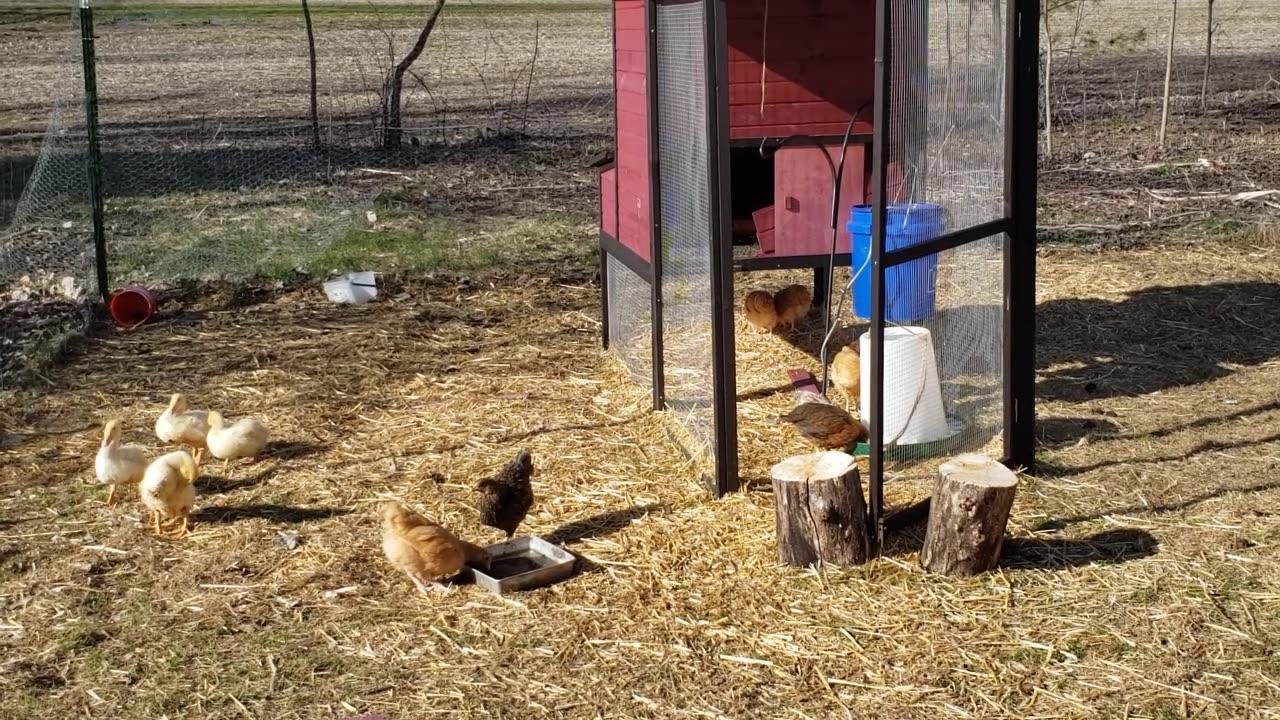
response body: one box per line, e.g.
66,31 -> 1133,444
597,0 -> 1040,553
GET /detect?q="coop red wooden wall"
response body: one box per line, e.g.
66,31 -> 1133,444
613,0 -> 651,263
726,0 -> 876,139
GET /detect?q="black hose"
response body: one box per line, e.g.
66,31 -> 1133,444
758,103 -> 868,394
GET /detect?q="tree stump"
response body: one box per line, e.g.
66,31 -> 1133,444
920,454 -> 1019,576
770,451 -> 870,567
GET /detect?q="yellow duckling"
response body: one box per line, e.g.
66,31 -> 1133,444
93,419 -> 148,506
206,411 -> 270,476
155,393 -> 210,464
140,450 -> 198,539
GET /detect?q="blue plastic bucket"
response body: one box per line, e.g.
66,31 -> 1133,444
848,203 -> 943,321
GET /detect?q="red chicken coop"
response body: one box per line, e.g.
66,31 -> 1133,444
597,0 -> 1039,552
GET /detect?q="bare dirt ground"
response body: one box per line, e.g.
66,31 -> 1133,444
2,1 -> 1280,718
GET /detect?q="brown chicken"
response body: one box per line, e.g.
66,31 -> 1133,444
780,401 -> 869,449
742,290 -> 778,333
829,345 -> 861,411
773,284 -> 813,331
380,501 -> 492,595
475,449 -> 535,539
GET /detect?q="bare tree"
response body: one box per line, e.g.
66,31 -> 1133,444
1159,0 -> 1178,148
1200,0 -> 1215,108
1042,2 -> 1054,156
382,0 -> 447,149
301,0 -> 320,150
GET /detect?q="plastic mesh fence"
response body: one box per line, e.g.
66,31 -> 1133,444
876,0 -> 1007,477
605,254 -> 652,391
655,1 -> 715,469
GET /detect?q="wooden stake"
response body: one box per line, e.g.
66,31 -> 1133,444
920,454 -> 1019,576
770,451 -> 870,567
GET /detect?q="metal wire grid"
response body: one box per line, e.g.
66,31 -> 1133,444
605,254 -> 653,391
1,4 -> 93,297
655,1 -> 716,465
877,0 -> 1008,476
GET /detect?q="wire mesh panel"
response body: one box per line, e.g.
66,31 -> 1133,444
655,1 -> 715,471
606,254 -> 652,392
0,4 -> 96,386
876,0 -> 1008,477
0,3 -> 91,291
4,2 -> 607,289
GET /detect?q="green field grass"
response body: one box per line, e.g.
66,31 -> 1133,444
104,187 -> 597,283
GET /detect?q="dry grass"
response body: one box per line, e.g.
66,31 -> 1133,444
2,234 -> 1279,719
1,2 -> 1279,717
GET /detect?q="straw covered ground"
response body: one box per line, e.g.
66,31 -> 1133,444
2,229 -> 1279,718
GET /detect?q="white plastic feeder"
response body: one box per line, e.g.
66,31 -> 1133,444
858,326 -> 950,446
323,271 -> 378,305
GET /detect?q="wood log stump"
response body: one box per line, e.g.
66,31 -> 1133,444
770,451 -> 870,566
920,454 -> 1019,576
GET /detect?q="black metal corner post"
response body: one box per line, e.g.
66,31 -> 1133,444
645,0 -> 666,411
1003,0 -> 1038,471
867,0 -> 892,554
600,0 -> 620,352
705,0 -> 738,496
599,238 -> 611,349
78,0 -> 108,305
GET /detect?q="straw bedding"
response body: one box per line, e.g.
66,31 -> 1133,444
1,239 -> 1279,718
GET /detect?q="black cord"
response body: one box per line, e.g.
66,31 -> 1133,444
757,103 -> 868,394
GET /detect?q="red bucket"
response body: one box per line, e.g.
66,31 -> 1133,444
109,287 -> 158,328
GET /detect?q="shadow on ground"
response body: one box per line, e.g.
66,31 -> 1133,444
193,503 -> 351,524
545,503 -> 666,546
1033,476 -> 1280,532
1000,529 -> 1159,570
1038,281 -> 1280,402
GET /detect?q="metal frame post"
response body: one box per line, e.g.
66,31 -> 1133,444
868,0 -> 892,554
1004,0 -> 1039,470
706,0 -> 738,496
599,239 -> 611,349
599,0 -> 620,351
645,0 -> 667,411
78,0 -> 108,305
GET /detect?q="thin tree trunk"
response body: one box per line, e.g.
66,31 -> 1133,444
1159,0 -> 1178,148
521,19 -> 540,133
1200,0 -> 1215,109
383,0 -> 447,149
1068,0 -> 1086,72
301,0 -> 320,150
1042,4 -> 1054,156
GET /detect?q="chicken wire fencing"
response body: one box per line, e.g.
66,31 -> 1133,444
1,5 -> 96,385
1,0 -> 607,384
604,254 -> 652,393
655,0 -> 716,476
872,0 -> 1007,480
2,0 -> 606,289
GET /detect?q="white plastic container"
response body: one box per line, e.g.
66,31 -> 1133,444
323,271 -> 378,305
858,326 -> 950,445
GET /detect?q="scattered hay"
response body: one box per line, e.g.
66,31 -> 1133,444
2,239 -> 1278,718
